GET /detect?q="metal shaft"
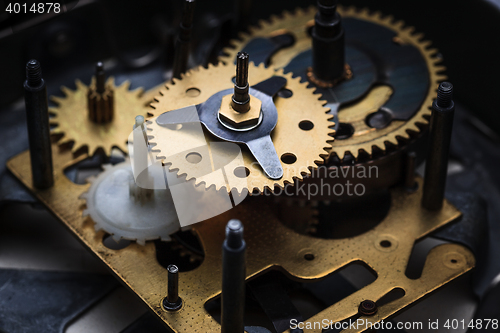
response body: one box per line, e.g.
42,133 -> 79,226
231,52 -> 250,113
404,151 -> 417,191
167,264 -> 179,304
172,0 -> 195,79
163,264 -> 182,311
233,0 -> 252,33
221,219 -> 246,333
422,82 -> 455,210
24,59 -> 54,189
88,61 -> 114,124
96,62 -> 106,94
311,0 -> 345,83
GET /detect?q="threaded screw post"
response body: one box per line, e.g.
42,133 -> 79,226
26,59 -> 42,87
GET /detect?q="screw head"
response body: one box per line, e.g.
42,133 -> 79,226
359,300 -> 377,316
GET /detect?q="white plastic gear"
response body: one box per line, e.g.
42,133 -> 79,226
80,160 -> 181,245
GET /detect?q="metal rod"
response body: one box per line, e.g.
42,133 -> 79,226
221,219 -> 246,333
88,61 -> 114,124
172,0 -> 195,79
233,0 -> 252,33
24,59 -> 54,189
404,151 -> 417,191
96,62 -> 105,94
422,82 -> 455,210
163,264 -> 182,311
311,0 -> 345,83
167,264 -> 179,304
232,52 -> 250,113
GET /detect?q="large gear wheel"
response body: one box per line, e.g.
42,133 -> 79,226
148,62 -> 333,193
81,160 -> 181,245
50,78 -> 149,156
220,6 -> 446,160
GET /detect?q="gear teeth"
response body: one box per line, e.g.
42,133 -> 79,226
406,123 -> 421,133
282,9 -> 293,19
421,40 -> 432,49
50,126 -> 62,135
383,15 -> 394,24
428,48 -> 439,56
60,86 -> 73,96
435,65 -> 447,73
136,238 -> 146,246
107,76 -> 116,87
404,26 -> 416,34
268,13 -> 280,23
111,234 -> 121,243
85,175 -> 97,184
75,79 -> 86,90
118,80 -> 130,91
436,74 -> 448,82
50,96 -> 65,105
342,6 -> 356,15
82,209 -> 90,217
359,8 -> 370,16
160,235 -> 172,242
58,138 -> 73,147
372,11 -> 383,20
393,20 -> 405,30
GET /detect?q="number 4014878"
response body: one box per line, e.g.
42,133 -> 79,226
6,3 -> 61,14
444,319 -> 499,330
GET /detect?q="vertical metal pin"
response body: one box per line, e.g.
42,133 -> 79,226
404,151 -> 417,191
88,61 -> 114,124
231,52 -> 250,113
422,82 -> 455,210
311,0 -> 345,83
96,62 -> 106,94
163,264 -> 182,311
24,59 -> 54,189
172,0 -> 196,79
221,219 -> 246,333
233,0 -> 252,33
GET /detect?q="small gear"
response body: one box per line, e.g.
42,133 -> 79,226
81,160 -> 181,245
50,78 -> 149,156
148,62 -> 334,193
220,6 -> 446,160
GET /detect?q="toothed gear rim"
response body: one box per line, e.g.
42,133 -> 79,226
50,78 -> 149,156
148,62 -> 334,194
81,160 -> 181,245
220,6 -> 446,161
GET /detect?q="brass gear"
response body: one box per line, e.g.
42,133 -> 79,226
50,78 -> 149,156
219,6 -> 446,160
147,62 -> 333,193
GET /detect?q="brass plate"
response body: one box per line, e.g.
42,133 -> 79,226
7,147 -> 474,333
